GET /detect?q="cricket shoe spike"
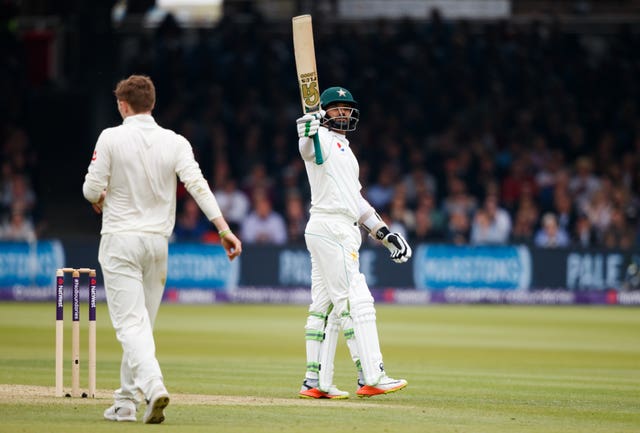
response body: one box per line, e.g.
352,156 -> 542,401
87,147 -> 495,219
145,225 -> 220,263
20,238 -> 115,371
143,383 -> 170,424
299,379 -> 349,399
104,401 -> 137,422
356,375 -> 407,397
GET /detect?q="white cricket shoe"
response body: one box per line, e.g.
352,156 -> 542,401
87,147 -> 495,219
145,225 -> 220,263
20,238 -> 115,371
356,375 -> 407,397
299,379 -> 349,399
143,383 -> 170,424
103,400 -> 137,422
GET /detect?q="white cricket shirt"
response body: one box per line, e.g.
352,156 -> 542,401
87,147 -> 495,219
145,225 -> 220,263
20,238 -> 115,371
299,127 -> 363,221
82,114 -> 221,237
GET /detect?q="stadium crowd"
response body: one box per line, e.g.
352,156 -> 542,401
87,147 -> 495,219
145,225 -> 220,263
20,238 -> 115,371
1,9 -> 639,249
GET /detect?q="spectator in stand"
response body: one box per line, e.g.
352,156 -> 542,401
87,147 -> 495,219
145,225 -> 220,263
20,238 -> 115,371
1,172 -> 37,218
388,185 -> 415,234
0,203 -> 36,242
470,151 -> 499,201
172,196 -> 214,243
534,212 -> 570,248
573,214 -> 596,248
500,156 -> 537,213
410,191 -> 445,243
241,162 -> 275,204
366,162 -> 397,210
412,209 -> 441,243
569,156 -> 601,213
469,209 -> 493,245
283,191 -> 307,245
551,168 -> 571,197
241,188 -> 287,244
277,161 -> 309,212
441,176 -> 477,220
511,207 -> 537,245
515,182 -> 540,218
215,177 -> 250,233
583,186 -> 613,241
535,149 -> 566,212
601,206 -> 636,250
611,185 -> 639,229
402,149 -> 437,205
470,194 -> 512,245
446,209 -> 470,245
552,189 -> 578,235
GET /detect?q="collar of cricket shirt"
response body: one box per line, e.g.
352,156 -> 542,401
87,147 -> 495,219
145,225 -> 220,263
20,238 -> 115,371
123,114 -> 155,124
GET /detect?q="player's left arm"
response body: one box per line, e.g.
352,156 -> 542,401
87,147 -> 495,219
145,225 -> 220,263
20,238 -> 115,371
357,196 -> 412,263
175,135 -> 222,219
175,136 -> 242,260
211,216 -> 242,261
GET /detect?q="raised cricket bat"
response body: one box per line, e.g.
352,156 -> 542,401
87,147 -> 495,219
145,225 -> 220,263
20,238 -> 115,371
292,14 -> 323,163
292,14 -> 320,113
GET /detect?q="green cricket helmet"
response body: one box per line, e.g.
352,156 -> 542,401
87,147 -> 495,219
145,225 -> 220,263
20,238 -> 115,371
320,87 -> 360,132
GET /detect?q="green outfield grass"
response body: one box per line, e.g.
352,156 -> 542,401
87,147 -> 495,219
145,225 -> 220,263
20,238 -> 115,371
0,302 -> 638,433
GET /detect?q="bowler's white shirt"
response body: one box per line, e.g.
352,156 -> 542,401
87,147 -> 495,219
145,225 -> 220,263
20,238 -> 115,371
299,127 -> 363,221
83,114 -> 221,237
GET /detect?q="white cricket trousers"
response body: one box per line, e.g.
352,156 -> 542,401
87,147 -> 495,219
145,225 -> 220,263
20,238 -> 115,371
305,213 -> 362,317
99,233 -> 168,402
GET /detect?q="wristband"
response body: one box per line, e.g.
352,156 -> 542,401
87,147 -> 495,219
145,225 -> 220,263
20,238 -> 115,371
375,226 -> 390,241
218,228 -> 232,238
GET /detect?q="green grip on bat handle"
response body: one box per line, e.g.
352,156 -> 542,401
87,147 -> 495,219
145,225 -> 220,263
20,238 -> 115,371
313,133 -> 323,165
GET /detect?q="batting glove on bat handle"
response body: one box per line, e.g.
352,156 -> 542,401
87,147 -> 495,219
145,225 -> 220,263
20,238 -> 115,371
296,112 -> 323,138
382,232 -> 413,263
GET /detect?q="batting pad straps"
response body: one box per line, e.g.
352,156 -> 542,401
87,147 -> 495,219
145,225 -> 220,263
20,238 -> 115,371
304,312 -> 327,380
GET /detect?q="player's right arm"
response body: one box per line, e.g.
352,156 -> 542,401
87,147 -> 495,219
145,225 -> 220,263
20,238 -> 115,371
297,111 -> 327,162
83,130 -> 112,208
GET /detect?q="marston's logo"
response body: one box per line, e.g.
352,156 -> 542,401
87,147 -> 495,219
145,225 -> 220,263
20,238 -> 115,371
337,142 -> 345,152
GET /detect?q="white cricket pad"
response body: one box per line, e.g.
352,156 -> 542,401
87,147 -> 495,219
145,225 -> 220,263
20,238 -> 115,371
304,313 -> 326,379
349,273 -> 385,386
318,314 -> 340,392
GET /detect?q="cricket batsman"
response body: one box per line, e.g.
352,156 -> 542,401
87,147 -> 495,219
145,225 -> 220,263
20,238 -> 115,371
296,87 -> 411,399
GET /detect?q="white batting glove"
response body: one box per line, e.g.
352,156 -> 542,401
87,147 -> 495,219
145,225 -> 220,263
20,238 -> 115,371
381,232 -> 412,263
296,112 -> 323,138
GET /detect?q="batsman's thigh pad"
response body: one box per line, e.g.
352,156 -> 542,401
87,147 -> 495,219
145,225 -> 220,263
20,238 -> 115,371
349,273 -> 384,386
318,313 -> 341,392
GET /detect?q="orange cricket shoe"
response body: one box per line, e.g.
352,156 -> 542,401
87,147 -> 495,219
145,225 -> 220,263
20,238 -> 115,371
356,375 -> 408,397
